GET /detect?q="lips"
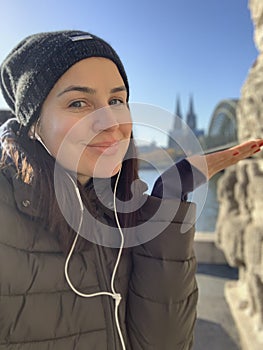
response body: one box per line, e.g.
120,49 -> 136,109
86,140 -> 120,155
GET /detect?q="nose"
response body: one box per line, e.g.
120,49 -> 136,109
92,106 -> 119,133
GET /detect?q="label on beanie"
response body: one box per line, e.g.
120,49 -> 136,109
69,34 -> 93,42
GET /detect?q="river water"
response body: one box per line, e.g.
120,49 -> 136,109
139,169 -> 222,232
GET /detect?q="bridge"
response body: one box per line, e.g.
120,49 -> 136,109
204,99 -> 238,153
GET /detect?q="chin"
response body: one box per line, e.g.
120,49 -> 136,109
94,164 -> 122,178
78,163 -> 122,180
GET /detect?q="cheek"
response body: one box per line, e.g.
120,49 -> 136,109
121,122 -> 132,138
46,125 -> 70,155
41,117 -> 89,153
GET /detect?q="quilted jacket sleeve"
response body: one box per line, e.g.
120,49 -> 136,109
151,158 -> 206,201
126,197 -> 198,350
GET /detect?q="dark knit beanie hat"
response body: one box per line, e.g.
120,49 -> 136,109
0,30 -> 129,126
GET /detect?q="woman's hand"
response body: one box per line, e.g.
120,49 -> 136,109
187,139 -> 263,180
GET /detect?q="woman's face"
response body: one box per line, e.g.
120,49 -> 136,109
36,57 -> 132,184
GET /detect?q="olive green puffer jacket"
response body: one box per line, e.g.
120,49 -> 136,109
0,124 -> 198,350
0,167 -> 198,350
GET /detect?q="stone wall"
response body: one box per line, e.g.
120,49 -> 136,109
215,1 -> 263,347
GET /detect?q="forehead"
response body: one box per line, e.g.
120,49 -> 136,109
42,57 -> 127,105
56,57 -> 124,86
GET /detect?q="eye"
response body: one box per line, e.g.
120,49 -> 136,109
68,100 -> 87,108
109,98 -> 125,106
110,98 -> 124,106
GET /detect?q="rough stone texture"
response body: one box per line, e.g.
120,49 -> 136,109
215,1 -> 263,347
250,0 -> 263,52
216,160 -> 263,348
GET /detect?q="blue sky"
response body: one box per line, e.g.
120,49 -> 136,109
0,0 -> 257,145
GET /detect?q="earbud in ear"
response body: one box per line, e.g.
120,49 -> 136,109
28,119 -> 41,140
28,124 -> 36,140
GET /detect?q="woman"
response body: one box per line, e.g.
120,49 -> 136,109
0,30 -> 262,350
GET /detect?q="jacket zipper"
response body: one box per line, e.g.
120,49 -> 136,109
94,244 -> 121,350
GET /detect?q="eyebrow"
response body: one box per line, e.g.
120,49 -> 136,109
57,85 -> 127,97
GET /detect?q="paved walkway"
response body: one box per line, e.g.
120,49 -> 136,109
193,263 -> 241,350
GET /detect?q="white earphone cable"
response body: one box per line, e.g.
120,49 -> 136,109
64,169 -> 126,350
34,131 -> 126,349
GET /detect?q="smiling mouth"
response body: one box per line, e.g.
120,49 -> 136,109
86,141 -> 120,155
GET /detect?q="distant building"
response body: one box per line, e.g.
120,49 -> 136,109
136,140 -> 157,154
186,95 -> 204,138
167,95 -> 205,153
168,96 -> 185,151
186,95 -> 196,131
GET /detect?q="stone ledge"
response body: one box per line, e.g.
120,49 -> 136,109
194,232 -> 227,264
225,281 -> 263,350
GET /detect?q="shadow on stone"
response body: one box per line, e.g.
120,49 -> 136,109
193,318 -> 240,350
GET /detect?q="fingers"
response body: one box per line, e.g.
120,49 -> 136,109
204,139 -> 263,180
231,139 -> 263,158
190,139 -> 263,181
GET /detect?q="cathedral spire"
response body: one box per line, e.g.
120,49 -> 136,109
175,95 -> 182,119
186,94 -> 197,131
173,95 -> 183,130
